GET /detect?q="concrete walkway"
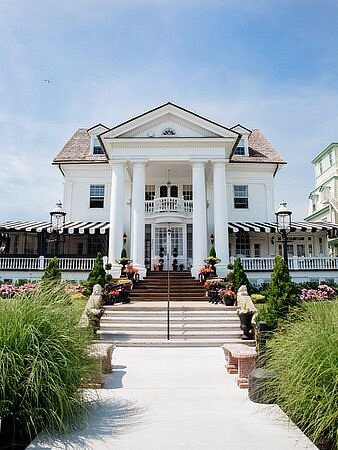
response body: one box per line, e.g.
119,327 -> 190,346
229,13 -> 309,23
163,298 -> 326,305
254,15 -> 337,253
30,347 -> 317,450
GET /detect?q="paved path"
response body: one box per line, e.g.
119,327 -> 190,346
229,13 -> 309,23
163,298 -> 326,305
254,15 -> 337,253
30,347 -> 317,450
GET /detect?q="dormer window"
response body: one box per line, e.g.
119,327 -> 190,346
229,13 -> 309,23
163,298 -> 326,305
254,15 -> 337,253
234,139 -> 246,156
92,137 -> 104,155
162,128 -> 176,136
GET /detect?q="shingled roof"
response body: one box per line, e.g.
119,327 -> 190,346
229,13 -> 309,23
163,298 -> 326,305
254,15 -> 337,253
53,129 -> 108,164
230,129 -> 286,164
53,125 -> 285,165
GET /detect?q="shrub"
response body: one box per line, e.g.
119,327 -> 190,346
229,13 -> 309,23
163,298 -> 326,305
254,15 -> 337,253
42,257 -> 61,283
264,301 -> 338,449
209,246 -> 216,258
0,284 -> 94,445
232,257 -> 253,294
257,256 -> 297,330
86,252 -> 106,294
251,294 -> 266,304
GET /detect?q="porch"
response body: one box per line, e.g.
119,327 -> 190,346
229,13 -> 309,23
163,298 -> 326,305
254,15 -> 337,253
1,255 -> 338,284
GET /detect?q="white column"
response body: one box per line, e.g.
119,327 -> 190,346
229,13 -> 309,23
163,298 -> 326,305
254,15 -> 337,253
108,161 -> 126,276
213,161 -> 229,277
130,161 -> 147,279
191,161 -> 208,278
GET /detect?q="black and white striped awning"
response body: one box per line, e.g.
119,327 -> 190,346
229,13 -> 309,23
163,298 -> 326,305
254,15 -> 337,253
0,221 -> 110,235
1,220 -> 338,236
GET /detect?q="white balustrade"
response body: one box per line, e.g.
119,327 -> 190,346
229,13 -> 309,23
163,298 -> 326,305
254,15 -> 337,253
1,256 -> 338,272
145,197 -> 193,215
230,256 -> 338,271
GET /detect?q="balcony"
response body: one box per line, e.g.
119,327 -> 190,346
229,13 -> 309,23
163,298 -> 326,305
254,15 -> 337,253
145,197 -> 193,216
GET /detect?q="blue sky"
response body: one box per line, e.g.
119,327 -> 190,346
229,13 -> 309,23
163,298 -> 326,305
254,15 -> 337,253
1,0 -> 338,220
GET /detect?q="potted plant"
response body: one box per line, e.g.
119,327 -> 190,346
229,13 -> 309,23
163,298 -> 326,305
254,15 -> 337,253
158,259 -> 164,271
123,264 -> 138,280
173,247 -> 178,258
218,288 -> 236,306
237,303 -> 256,340
179,263 -> 184,271
204,246 -> 221,276
115,248 -> 132,277
172,259 -> 178,271
199,265 -> 214,280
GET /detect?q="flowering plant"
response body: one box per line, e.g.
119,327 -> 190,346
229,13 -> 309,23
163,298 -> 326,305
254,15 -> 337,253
300,284 -> 336,302
65,283 -> 86,294
204,278 -> 226,290
0,283 -> 37,299
123,265 -> 139,274
199,266 -> 214,275
218,288 -> 235,305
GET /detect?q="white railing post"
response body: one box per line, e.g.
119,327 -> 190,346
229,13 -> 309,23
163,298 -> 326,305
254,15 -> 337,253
39,255 -> 45,270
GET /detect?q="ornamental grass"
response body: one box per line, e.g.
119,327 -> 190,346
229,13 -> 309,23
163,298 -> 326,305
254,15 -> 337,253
264,301 -> 338,449
0,283 -> 95,445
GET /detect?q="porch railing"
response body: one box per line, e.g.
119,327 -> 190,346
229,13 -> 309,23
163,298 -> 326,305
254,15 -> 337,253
145,197 -> 193,214
230,256 -> 338,271
1,256 -> 338,272
0,256 -> 97,272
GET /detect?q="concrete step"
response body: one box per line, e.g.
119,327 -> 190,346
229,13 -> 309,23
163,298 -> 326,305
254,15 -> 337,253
101,316 -> 239,324
103,305 -> 237,312
96,330 -> 242,339
99,323 -> 240,331
95,338 -> 253,347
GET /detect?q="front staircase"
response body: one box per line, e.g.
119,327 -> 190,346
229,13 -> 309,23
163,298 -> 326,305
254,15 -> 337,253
96,271 -> 249,346
129,271 -> 206,302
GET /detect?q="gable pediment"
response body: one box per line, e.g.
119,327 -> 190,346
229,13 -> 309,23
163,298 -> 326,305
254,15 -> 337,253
100,103 -> 240,141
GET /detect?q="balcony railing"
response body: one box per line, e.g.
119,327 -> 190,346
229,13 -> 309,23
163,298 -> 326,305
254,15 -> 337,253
145,197 -> 193,215
230,256 -> 338,271
1,256 -> 338,272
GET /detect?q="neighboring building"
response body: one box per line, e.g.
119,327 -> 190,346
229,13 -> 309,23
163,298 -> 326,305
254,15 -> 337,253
305,142 -> 338,255
1,103 -> 338,283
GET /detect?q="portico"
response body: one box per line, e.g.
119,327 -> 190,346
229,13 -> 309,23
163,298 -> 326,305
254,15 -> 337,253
107,157 -> 231,279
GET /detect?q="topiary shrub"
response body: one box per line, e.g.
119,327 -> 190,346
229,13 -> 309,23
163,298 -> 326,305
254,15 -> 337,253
0,283 -> 95,447
257,256 -> 297,330
209,246 -> 217,258
85,252 -> 106,294
264,301 -> 338,449
232,257 -> 253,294
41,257 -> 61,283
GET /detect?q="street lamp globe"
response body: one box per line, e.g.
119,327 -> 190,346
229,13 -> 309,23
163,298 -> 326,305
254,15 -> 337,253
49,200 -> 66,232
275,200 -> 292,233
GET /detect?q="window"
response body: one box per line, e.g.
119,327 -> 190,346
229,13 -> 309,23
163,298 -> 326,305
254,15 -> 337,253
328,151 -> 334,167
319,161 -> 323,174
90,185 -> 105,208
187,224 -> 193,258
312,195 -> 317,212
88,236 -> 102,256
254,243 -> 261,257
77,242 -> 84,256
287,244 -> 294,256
162,128 -> 176,136
297,244 -> 305,257
183,185 -> 193,201
145,185 -> 155,201
235,232 -> 250,257
319,237 -> 324,253
92,137 -> 104,155
234,139 -> 246,155
170,185 -> 178,198
160,185 -> 168,198
155,227 -> 168,255
171,226 -> 183,256
234,185 -> 248,209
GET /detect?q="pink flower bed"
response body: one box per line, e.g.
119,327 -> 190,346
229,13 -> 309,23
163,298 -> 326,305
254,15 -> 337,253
0,283 -> 37,298
300,284 -> 336,302
65,283 -> 86,294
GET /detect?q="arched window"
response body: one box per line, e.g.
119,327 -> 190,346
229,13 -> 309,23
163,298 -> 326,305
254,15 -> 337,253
160,185 -> 168,197
170,185 -> 178,198
162,128 -> 176,136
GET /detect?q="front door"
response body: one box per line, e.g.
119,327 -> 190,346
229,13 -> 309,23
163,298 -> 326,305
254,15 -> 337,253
152,224 -> 185,270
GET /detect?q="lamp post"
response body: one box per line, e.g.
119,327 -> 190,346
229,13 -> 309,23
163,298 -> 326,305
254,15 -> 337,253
275,200 -> 292,268
49,201 -> 66,256
167,225 -> 172,340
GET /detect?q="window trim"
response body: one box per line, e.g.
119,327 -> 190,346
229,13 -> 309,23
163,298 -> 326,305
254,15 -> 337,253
89,184 -> 105,209
91,136 -> 105,155
233,185 -> 249,209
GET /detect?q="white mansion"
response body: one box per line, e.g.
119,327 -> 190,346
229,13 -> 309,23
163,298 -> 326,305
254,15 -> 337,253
1,103 -> 338,283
